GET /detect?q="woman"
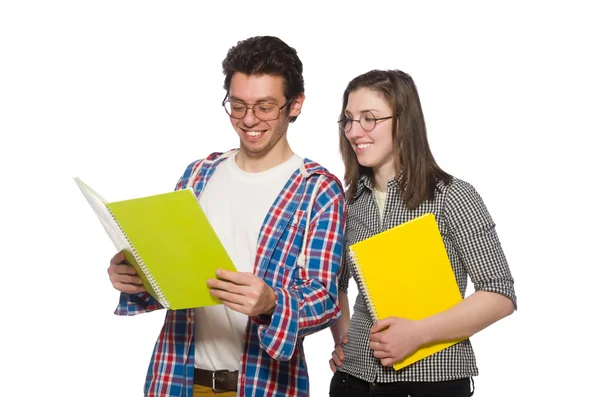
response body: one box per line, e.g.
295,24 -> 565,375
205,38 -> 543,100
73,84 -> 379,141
329,70 -> 517,397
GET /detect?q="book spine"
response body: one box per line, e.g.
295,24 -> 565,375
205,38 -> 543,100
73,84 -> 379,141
106,207 -> 172,310
348,247 -> 378,323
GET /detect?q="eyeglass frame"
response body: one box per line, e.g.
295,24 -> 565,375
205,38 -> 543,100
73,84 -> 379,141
221,94 -> 295,121
338,111 -> 394,133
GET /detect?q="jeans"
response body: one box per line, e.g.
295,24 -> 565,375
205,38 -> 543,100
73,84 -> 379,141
329,371 -> 473,397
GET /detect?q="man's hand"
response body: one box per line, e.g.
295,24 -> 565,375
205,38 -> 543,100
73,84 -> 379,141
369,316 -> 426,367
107,251 -> 145,294
207,269 -> 277,316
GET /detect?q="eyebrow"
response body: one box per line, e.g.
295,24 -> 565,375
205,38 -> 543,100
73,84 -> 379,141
344,109 -> 383,116
229,95 -> 280,103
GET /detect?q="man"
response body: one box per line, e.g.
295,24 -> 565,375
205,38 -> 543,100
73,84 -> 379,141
107,36 -> 346,397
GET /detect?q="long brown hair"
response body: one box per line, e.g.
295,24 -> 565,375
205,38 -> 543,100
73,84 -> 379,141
339,70 -> 451,209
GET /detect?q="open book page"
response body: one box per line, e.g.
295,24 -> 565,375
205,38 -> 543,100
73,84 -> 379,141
74,177 -> 132,253
74,177 -> 167,307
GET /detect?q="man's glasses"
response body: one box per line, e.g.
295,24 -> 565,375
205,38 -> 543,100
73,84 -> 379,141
222,96 -> 294,121
338,111 -> 393,133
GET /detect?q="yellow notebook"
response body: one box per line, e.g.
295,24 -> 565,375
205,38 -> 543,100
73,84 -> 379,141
348,212 -> 465,370
74,177 -> 237,310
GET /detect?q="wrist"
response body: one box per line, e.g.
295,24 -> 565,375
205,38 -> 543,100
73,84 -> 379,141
265,287 -> 277,315
416,319 -> 434,345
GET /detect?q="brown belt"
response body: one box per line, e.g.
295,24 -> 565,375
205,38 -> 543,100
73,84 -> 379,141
194,368 -> 238,393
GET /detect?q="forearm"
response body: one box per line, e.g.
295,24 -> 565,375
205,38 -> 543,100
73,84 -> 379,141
330,291 -> 350,344
257,281 -> 339,360
296,195 -> 345,336
257,190 -> 345,360
296,281 -> 341,337
419,291 -> 514,344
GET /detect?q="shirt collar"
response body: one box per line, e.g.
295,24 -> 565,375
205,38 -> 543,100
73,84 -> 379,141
355,174 -> 400,199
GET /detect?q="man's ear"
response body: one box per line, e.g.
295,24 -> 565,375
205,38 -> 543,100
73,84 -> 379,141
289,93 -> 305,118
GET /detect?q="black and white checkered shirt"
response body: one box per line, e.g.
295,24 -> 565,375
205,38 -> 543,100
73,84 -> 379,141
338,175 -> 517,383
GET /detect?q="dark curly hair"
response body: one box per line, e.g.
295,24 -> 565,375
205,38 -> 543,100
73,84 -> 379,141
222,36 -> 304,123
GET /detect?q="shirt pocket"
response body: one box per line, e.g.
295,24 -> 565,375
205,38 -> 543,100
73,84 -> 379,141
268,210 -> 307,288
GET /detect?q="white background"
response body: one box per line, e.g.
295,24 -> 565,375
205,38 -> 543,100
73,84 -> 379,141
1,1 -> 598,396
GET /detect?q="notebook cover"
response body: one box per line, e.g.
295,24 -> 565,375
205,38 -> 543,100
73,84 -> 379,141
106,188 -> 237,310
349,213 -> 465,370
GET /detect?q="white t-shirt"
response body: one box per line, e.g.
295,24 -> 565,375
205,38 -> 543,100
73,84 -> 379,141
373,187 -> 386,221
194,153 -> 303,371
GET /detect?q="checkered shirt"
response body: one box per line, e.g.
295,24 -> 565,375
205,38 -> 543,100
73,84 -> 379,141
338,175 -> 517,383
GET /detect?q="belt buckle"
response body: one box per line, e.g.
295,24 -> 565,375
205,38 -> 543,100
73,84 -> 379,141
212,369 -> 232,393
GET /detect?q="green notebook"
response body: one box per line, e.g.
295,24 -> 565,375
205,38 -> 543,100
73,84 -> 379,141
74,177 -> 237,310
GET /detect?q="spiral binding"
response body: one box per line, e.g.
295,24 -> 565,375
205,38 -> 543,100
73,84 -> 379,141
348,247 -> 378,322
106,207 -> 171,310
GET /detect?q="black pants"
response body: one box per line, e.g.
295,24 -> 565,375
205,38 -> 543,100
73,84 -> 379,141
329,371 -> 473,397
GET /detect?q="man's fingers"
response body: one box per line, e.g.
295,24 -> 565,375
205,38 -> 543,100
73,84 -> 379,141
122,274 -> 143,284
215,269 -> 253,285
110,251 -> 126,266
210,289 -> 249,306
108,252 -> 144,293
110,272 -> 142,284
108,263 -> 137,279
115,264 -> 138,275
114,282 -> 145,294
207,278 -> 242,294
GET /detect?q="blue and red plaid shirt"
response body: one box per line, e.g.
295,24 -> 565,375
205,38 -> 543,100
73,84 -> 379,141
115,150 -> 346,397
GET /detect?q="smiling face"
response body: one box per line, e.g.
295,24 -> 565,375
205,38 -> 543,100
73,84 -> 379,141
227,72 -> 304,162
344,87 -> 396,178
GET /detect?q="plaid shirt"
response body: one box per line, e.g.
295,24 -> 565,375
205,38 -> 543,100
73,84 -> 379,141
115,150 -> 346,397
